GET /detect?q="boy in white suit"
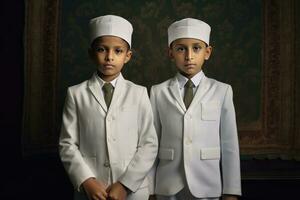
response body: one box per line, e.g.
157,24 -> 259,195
59,15 -> 158,200
150,18 -> 241,200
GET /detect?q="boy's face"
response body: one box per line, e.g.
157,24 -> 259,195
89,36 -> 132,82
169,38 -> 212,78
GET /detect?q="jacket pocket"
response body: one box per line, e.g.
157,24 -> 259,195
200,147 -> 221,160
201,101 -> 220,121
158,148 -> 174,160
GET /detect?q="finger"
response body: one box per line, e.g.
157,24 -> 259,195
102,190 -> 108,198
94,191 -> 107,200
106,185 -> 112,193
99,195 -> 106,200
96,193 -> 107,200
91,194 -> 99,200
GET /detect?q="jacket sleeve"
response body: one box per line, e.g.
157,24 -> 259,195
118,87 -> 158,192
146,86 -> 162,194
59,88 -> 95,191
220,85 -> 242,196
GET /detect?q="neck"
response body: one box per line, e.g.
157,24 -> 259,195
180,72 -> 195,79
97,71 -> 120,82
179,70 -> 202,79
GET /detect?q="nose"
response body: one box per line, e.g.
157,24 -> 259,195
105,49 -> 114,61
185,48 -> 194,61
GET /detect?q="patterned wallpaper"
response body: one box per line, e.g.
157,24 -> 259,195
59,0 -> 262,126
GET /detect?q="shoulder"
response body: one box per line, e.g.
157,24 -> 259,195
122,79 -> 147,94
67,80 -> 89,94
204,76 -> 235,102
206,76 -> 232,91
151,78 -> 173,93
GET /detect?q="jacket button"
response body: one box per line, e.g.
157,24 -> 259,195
104,162 -> 110,167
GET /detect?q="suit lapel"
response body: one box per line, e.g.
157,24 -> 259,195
88,73 -> 108,112
168,77 -> 186,112
188,75 -> 211,111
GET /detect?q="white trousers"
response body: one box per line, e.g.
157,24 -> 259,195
127,186 -> 149,200
156,187 -> 219,200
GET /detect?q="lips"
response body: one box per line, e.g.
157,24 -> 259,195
184,63 -> 196,67
103,64 -> 115,68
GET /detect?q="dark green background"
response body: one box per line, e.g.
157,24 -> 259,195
59,0 -> 262,125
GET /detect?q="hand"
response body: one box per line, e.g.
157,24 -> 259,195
82,177 -> 108,200
106,181 -> 128,200
148,195 -> 157,200
222,195 -> 238,200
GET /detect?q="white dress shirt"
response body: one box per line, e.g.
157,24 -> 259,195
96,72 -> 119,96
176,70 -> 204,99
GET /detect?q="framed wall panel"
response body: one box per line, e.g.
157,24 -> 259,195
23,0 -> 299,165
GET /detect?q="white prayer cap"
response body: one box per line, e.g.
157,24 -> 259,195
89,15 -> 133,47
168,18 -> 211,46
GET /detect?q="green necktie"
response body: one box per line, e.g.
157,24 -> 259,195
102,83 -> 114,108
184,79 -> 194,109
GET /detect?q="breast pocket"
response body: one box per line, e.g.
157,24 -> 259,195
201,101 -> 221,121
200,147 -> 221,160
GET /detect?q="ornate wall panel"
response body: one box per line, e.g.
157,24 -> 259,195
23,0 -> 299,162
240,0 -> 298,159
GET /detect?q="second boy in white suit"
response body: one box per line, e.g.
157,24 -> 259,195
150,18 -> 241,200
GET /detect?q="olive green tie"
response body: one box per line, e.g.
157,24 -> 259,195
102,83 -> 114,108
184,79 -> 194,109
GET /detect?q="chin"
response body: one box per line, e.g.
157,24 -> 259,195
184,70 -> 195,75
99,69 -> 115,75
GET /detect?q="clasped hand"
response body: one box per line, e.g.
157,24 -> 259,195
82,178 -> 128,200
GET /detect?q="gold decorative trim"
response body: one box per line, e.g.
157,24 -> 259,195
240,0 -> 298,159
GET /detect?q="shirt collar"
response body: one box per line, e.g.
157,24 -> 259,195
96,72 -> 119,88
176,70 -> 204,89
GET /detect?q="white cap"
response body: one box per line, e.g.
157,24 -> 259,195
89,15 -> 133,47
168,18 -> 211,46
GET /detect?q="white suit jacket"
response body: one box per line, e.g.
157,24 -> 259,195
59,73 -> 158,199
150,73 -> 241,198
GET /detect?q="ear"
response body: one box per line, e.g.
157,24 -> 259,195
168,48 -> 174,61
204,46 -> 213,60
124,50 -> 132,63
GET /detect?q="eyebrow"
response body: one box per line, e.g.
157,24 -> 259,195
174,43 -> 202,47
94,44 -> 126,49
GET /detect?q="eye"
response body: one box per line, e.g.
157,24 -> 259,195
175,46 -> 185,52
95,47 -> 105,53
115,48 -> 124,54
193,45 -> 202,52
